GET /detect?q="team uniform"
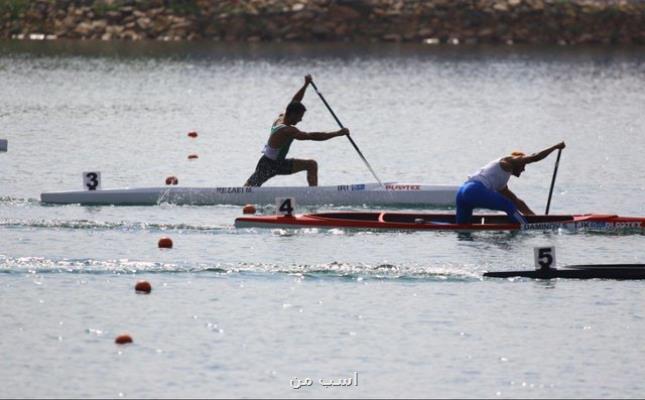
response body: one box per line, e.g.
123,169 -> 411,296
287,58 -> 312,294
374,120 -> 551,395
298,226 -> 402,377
456,158 -> 528,225
245,122 -> 295,187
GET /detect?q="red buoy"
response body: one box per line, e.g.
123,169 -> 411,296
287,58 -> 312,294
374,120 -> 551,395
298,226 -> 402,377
165,176 -> 178,185
158,237 -> 173,248
115,334 -> 133,344
187,131 -> 198,138
242,204 -> 257,214
135,280 -> 152,294
188,154 -> 199,160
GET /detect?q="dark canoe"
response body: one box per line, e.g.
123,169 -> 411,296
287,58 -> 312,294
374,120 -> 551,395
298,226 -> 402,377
484,264 -> 645,280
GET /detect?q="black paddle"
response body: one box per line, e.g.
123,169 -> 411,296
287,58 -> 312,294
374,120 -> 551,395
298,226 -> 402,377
545,148 -> 563,215
309,80 -> 384,187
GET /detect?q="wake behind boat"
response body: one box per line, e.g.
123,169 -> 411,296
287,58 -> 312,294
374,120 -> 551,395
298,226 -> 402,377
235,211 -> 645,232
40,182 -> 459,206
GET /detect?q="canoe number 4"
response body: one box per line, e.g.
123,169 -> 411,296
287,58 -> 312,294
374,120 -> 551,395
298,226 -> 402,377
276,197 -> 295,216
83,171 -> 101,191
534,246 -> 556,270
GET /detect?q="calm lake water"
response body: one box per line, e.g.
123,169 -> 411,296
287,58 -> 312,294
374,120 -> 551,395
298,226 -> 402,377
1,40 -> 644,398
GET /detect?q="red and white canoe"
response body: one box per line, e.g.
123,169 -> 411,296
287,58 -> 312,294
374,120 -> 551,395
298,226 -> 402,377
235,212 -> 645,232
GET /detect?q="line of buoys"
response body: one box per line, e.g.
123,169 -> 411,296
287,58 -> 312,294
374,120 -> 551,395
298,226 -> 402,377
243,204 -> 257,214
115,238 -> 165,345
158,237 -> 173,248
118,281 -> 153,344
187,131 -> 198,160
115,334 -> 133,344
138,129 -> 183,346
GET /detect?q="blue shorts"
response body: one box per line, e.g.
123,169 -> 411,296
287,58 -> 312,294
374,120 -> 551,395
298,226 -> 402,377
455,181 -> 527,224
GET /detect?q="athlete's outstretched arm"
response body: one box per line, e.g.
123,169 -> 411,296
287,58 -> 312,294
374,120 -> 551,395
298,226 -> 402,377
288,127 -> 349,141
291,74 -> 313,103
523,142 -> 566,165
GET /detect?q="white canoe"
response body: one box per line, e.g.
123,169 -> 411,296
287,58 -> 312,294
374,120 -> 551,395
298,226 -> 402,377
40,182 -> 458,206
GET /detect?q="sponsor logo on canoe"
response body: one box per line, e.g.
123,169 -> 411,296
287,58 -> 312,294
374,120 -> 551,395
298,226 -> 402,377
522,221 -> 642,231
216,187 -> 253,193
574,221 -> 641,230
337,184 -> 366,191
522,222 -> 571,231
385,184 -> 421,191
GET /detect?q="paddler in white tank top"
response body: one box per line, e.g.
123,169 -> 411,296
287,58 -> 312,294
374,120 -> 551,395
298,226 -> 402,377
456,142 -> 566,225
244,74 -> 349,187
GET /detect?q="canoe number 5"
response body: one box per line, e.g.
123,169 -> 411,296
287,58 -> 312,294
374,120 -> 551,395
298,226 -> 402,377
83,171 -> 101,191
276,197 -> 295,216
534,246 -> 556,270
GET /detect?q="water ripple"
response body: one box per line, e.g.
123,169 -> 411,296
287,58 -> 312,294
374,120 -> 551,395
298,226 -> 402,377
0,196 -> 40,205
0,218 -> 228,233
0,255 -> 479,281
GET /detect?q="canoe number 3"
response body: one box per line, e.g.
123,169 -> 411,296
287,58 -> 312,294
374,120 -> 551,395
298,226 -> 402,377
534,246 -> 556,270
83,171 -> 101,191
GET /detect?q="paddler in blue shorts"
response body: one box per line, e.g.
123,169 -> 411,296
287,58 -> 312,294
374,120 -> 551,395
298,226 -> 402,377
244,74 -> 349,187
456,142 -> 566,225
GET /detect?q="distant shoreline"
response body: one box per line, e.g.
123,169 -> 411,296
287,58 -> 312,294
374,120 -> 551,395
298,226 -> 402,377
2,0 -> 644,45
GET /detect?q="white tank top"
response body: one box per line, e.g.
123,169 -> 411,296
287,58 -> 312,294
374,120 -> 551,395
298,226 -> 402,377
261,124 -> 289,161
261,143 -> 280,160
467,158 -> 511,191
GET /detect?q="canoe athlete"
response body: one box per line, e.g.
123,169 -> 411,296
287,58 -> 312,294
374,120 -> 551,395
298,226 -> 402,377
244,74 -> 349,187
456,142 -> 566,225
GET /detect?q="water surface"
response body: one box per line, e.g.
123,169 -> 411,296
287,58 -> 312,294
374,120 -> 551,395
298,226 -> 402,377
1,41 -> 644,398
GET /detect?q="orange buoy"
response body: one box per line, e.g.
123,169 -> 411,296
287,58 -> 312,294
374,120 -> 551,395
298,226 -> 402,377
158,237 -> 173,249
187,131 -> 198,138
188,154 -> 199,160
115,334 -> 133,344
135,280 -> 152,294
243,204 -> 257,214
165,176 -> 178,185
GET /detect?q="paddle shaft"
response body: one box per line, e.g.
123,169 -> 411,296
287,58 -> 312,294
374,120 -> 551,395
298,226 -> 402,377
545,148 -> 562,215
309,81 -> 384,187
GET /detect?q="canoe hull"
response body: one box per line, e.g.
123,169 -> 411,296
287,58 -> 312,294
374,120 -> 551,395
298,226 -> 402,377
40,183 -> 458,206
235,212 -> 645,232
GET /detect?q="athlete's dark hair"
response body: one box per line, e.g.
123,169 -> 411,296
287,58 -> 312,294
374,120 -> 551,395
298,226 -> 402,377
286,101 -> 306,116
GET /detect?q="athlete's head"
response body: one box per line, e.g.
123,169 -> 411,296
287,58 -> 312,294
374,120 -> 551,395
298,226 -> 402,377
509,155 -> 526,177
285,102 -> 306,125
